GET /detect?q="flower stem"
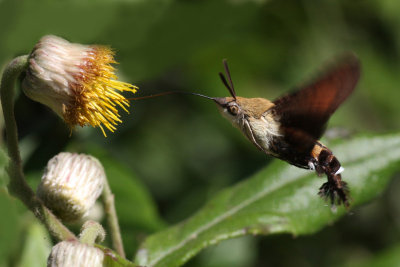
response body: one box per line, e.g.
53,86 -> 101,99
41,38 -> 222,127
102,178 -> 125,258
0,55 -> 76,241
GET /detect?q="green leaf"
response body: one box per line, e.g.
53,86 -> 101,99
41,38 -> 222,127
0,191 -> 19,263
17,222 -> 52,267
135,134 -> 400,267
97,245 -> 137,267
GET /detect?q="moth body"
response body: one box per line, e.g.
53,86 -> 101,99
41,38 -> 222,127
213,56 -> 360,207
130,55 -> 359,207
216,97 -> 281,156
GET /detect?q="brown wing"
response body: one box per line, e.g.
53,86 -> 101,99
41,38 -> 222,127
272,54 -> 360,151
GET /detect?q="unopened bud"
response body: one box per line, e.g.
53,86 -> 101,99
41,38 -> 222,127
37,152 -> 105,222
47,240 -> 104,267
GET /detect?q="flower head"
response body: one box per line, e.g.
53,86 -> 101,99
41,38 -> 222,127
22,35 -> 137,136
37,152 -> 105,222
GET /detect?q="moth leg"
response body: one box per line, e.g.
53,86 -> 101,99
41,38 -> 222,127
242,120 -> 264,152
319,174 -> 350,208
314,149 -> 351,207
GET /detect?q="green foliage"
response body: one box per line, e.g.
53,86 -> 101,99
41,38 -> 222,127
97,245 -> 137,267
0,190 -> 19,266
135,134 -> 400,266
99,154 -> 165,232
16,222 -> 51,267
361,243 -> 400,267
0,147 -> 8,188
1,0 -> 400,266
82,144 -> 166,256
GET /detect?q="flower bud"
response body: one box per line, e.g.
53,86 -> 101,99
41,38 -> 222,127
47,240 -> 104,267
22,35 -> 138,136
37,152 -> 105,222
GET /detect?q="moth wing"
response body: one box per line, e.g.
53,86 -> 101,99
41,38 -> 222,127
272,55 -> 360,151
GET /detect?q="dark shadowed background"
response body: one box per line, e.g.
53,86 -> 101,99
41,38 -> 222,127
1,0 -> 400,266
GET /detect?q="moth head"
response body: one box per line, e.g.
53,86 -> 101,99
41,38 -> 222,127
215,59 -> 274,125
214,97 -> 242,120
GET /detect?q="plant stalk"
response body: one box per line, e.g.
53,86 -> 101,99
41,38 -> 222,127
102,178 -> 125,258
0,55 -> 76,241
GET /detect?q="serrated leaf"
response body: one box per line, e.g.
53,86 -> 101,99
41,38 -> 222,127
135,134 -> 400,267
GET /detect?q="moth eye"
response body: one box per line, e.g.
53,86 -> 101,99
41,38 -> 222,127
228,104 -> 239,116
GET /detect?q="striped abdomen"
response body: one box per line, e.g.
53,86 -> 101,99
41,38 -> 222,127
310,142 -> 349,207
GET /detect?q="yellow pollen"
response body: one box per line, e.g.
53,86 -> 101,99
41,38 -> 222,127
63,46 -> 137,136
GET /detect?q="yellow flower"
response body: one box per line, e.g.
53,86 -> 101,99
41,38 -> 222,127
22,35 -> 137,136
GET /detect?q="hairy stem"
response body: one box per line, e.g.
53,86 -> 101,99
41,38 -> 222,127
102,178 -> 125,258
80,220 -> 106,246
0,55 -> 76,241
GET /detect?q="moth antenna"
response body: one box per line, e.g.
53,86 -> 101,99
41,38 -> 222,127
219,72 -> 232,94
221,59 -> 237,99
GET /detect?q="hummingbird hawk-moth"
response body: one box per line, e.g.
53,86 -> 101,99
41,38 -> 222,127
212,55 -> 360,207
130,55 -> 360,207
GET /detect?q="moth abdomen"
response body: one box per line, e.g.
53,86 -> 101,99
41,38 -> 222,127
310,142 -> 349,206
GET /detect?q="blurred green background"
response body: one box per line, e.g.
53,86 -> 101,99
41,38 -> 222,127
1,0 -> 400,266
